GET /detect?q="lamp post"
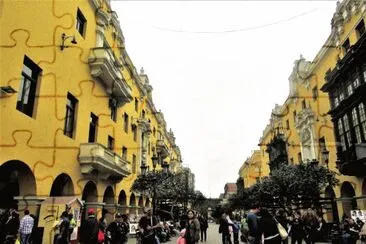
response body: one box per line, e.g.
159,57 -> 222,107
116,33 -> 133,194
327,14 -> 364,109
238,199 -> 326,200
321,148 -> 339,223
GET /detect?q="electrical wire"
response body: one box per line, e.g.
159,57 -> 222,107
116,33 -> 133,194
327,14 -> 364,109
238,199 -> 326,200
152,8 -> 318,34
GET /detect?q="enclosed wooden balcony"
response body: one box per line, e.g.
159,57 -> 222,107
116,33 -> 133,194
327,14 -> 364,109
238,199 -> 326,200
336,143 -> 366,176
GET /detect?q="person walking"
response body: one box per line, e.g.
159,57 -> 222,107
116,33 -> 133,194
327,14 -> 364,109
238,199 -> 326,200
276,209 -> 289,244
247,205 -> 260,244
288,211 -> 304,244
258,208 -> 281,244
138,207 -> 161,244
198,214 -> 208,242
19,210 -> 34,244
232,217 -> 240,244
81,209 -> 99,244
184,210 -> 200,244
5,210 -> 19,244
106,213 -> 129,244
57,211 -> 70,244
219,213 -> 230,244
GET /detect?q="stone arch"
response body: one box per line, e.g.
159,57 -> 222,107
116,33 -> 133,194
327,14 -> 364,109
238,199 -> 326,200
50,173 -> 74,196
82,181 -> 98,203
103,186 -> 114,204
138,196 -> 144,207
118,190 -> 127,206
324,186 -> 338,222
341,181 -> 357,218
129,193 -> 136,206
0,160 -> 36,209
145,198 -> 150,207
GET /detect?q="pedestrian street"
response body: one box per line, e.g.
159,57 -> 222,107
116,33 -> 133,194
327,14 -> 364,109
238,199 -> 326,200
127,223 -> 221,244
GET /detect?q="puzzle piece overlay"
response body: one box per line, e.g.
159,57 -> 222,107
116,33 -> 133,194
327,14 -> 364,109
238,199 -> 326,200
0,1 -> 183,243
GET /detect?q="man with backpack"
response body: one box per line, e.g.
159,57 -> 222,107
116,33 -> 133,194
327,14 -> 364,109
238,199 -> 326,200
107,213 -> 129,244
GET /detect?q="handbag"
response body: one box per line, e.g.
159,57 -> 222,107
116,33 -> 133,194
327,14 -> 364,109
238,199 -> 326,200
274,218 -> 288,240
98,229 -> 105,243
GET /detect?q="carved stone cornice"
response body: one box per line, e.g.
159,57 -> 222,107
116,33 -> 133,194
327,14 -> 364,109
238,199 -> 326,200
96,8 -> 110,28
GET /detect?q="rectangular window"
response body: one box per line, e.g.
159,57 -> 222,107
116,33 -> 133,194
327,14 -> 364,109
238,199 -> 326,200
293,110 -> 297,123
286,120 -> 290,129
88,113 -> 98,143
347,83 -> 353,96
319,137 -> 327,163
356,19 -> 365,38
108,136 -> 114,151
110,103 -> 117,122
132,125 -> 137,141
142,110 -> 146,119
342,39 -> 350,53
298,152 -> 302,164
124,113 -> 129,133
353,77 -> 360,89
343,114 -> 352,147
359,103 -> 366,140
135,98 -> 139,112
338,119 -> 346,151
64,93 -> 78,138
17,56 -> 41,117
312,86 -> 318,101
122,146 -> 127,160
302,100 -> 306,109
339,92 -> 345,102
148,142 -> 151,155
352,108 -> 362,144
132,154 -> 136,174
76,8 -> 86,37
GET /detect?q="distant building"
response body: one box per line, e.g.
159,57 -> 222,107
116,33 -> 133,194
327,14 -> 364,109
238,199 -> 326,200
219,183 -> 237,205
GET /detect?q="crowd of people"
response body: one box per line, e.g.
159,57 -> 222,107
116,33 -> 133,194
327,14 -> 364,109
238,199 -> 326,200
230,205 -> 366,244
0,209 -> 38,244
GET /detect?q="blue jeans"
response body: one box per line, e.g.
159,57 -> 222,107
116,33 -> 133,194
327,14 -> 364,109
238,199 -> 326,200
20,233 -> 31,244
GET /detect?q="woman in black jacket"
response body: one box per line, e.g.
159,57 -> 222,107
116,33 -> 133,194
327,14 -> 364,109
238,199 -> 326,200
258,208 -> 281,244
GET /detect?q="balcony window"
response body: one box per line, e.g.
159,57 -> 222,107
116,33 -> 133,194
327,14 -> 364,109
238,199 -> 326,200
124,113 -> 129,133
76,8 -> 86,37
352,108 -> 362,144
338,119 -> 346,151
302,100 -> 306,109
122,146 -> 127,160
334,97 -> 340,107
132,154 -> 136,174
17,56 -> 41,117
359,103 -> 366,139
353,77 -> 360,89
132,125 -> 137,142
111,106 -> 117,122
88,113 -> 98,143
356,20 -> 365,38
312,86 -> 318,101
64,93 -> 78,138
343,114 -> 352,147
135,98 -> 139,112
108,136 -> 114,151
347,84 -> 353,96
339,92 -> 345,102
342,39 -> 350,53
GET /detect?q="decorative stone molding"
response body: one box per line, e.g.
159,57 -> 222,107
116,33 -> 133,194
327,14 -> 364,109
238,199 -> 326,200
295,108 -> 317,162
288,55 -> 312,91
96,8 -> 110,28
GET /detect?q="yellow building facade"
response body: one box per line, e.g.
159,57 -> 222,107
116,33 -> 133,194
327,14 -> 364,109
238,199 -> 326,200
239,0 -> 366,221
0,0 -> 182,230
239,150 -> 270,188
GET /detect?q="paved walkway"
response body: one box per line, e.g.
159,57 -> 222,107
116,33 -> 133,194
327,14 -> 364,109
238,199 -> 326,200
128,223 -> 222,244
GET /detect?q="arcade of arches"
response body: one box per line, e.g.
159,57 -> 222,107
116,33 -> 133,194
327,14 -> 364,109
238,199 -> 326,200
0,161 -> 152,218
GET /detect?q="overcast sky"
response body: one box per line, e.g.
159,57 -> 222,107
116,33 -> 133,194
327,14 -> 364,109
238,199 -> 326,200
111,1 -> 338,198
